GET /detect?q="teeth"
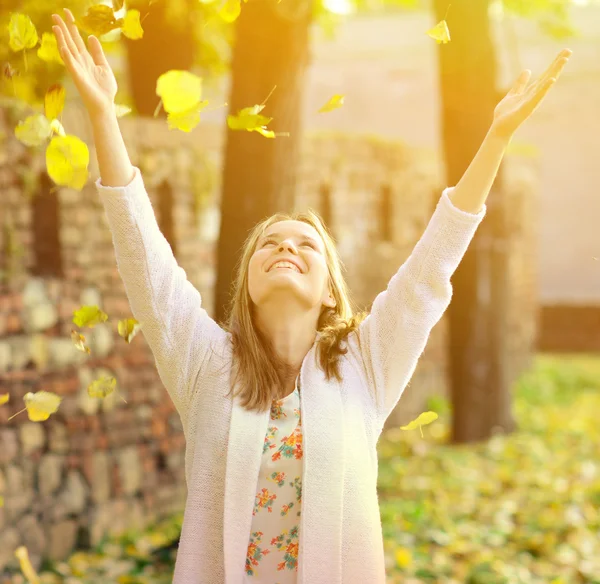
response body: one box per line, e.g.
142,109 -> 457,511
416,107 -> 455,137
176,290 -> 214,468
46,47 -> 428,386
270,261 -> 300,273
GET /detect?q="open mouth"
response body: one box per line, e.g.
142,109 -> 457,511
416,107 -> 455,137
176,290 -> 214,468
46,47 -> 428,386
267,260 -> 302,273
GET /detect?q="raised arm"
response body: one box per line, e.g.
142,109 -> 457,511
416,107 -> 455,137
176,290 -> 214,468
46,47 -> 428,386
358,47 -> 571,431
52,10 -> 229,420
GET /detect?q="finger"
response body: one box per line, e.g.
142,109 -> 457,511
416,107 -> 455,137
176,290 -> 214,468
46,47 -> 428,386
509,69 -> 531,95
539,49 -> 571,87
51,14 -> 81,63
88,35 -> 110,68
527,77 -> 556,112
63,8 -> 88,56
53,26 -> 83,78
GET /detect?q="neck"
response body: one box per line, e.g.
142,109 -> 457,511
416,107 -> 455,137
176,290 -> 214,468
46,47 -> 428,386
254,301 -> 320,375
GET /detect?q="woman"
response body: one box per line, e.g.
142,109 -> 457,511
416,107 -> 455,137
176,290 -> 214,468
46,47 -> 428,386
52,10 -> 570,583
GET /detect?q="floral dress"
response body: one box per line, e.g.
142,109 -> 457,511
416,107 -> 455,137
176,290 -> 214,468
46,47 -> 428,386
243,376 -> 303,583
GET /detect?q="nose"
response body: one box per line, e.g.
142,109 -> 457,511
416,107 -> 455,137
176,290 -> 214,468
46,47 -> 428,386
277,240 -> 298,254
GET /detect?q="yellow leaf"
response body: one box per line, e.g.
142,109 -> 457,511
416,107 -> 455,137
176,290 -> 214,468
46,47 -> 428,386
46,135 -> 90,191
15,114 -> 53,147
8,14 -> 39,52
15,546 -> 40,584
37,32 -> 64,65
115,104 -> 132,118
426,20 -> 451,44
156,70 -> 204,115
167,101 -> 209,132
318,94 -> 345,113
0,393 -> 9,405
395,546 -> 413,568
121,9 -> 144,40
219,0 -> 241,22
87,375 -> 116,398
400,411 -> 439,437
23,391 -> 62,422
0,495 -> 3,507
45,84 -> 66,121
227,104 -> 279,137
79,4 -> 124,37
72,305 -> 108,328
71,330 -> 91,354
117,318 -> 142,343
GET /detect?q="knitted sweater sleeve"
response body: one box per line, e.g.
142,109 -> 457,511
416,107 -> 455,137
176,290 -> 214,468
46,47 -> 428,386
357,187 -> 487,429
95,167 -> 229,419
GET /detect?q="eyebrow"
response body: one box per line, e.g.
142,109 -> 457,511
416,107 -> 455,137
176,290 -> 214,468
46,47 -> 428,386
260,232 -> 321,248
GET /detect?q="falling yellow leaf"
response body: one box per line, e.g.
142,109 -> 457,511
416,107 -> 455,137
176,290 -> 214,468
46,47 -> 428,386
46,135 -> 90,191
15,547 -> 40,584
87,375 -> 116,398
117,318 -> 142,343
72,305 -> 108,328
166,102 -> 209,132
426,20 -> 451,44
115,104 -> 132,118
8,391 -> 63,422
400,411 -> 439,437
227,104 -> 286,138
79,4 -> 124,37
88,375 -> 127,403
45,84 -> 66,121
15,114 -> 53,147
395,546 -> 413,568
318,94 -> 345,113
121,9 -> 144,39
71,330 -> 91,354
156,70 -> 204,115
219,0 -> 241,22
8,14 -> 39,52
0,393 -> 9,405
37,32 -> 64,64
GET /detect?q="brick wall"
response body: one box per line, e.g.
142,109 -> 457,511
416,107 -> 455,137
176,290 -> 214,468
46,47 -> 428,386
0,111 -> 538,572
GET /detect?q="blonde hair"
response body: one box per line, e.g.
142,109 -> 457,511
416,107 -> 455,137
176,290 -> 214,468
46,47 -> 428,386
222,209 -> 367,414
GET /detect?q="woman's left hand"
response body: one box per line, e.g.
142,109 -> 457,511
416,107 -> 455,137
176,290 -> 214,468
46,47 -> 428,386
491,48 -> 572,140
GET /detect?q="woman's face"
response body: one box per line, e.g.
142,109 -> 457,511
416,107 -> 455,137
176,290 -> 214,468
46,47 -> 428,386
247,220 -> 336,312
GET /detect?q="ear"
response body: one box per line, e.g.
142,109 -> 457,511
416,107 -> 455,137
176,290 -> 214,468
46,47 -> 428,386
324,290 -> 336,309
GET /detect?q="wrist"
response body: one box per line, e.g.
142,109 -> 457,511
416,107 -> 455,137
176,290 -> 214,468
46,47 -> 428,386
89,105 -> 118,130
488,122 -> 514,145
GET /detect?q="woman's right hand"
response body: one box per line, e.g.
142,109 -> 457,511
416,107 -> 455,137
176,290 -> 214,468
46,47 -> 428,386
52,8 -> 117,118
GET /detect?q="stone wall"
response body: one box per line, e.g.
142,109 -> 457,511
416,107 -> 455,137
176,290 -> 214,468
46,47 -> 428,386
0,110 -> 538,573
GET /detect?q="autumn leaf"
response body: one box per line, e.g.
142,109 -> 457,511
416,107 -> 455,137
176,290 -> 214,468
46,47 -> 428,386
15,547 -> 40,584
0,393 -> 9,405
15,114 -> 54,147
37,32 -> 64,65
117,318 -> 142,343
0,495 -> 3,508
156,70 -> 204,115
45,84 -> 66,121
167,103 -> 209,132
71,330 -> 91,354
426,20 -> 451,44
227,104 -> 286,138
400,410 -> 439,437
8,14 -> 38,52
318,94 -> 345,113
395,546 -> 413,568
72,305 -> 108,328
46,135 -> 90,191
88,375 -> 127,403
121,9 -> 144,40
219,0 -> 242,23
8,390 -> 63,422
79,4 -> 124,37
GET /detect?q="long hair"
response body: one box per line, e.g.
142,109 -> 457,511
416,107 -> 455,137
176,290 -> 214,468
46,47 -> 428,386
221,209 -> 367,414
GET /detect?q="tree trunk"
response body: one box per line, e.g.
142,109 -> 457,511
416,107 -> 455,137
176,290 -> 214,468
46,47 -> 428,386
123,0 -> 196,117
433,0 -> 517,443
214,0 -> 312,324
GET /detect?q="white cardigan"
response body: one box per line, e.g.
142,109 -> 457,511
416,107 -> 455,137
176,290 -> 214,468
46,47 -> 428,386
96,168 -> 486,584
